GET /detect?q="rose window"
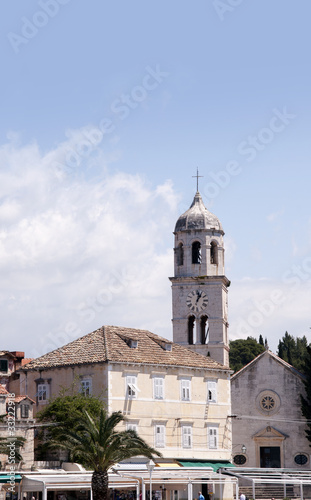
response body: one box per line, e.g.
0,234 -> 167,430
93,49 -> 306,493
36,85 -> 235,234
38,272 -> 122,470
260,395 -> 275,411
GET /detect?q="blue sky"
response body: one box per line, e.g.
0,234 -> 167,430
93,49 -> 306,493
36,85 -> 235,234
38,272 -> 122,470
1,1 -> 311,358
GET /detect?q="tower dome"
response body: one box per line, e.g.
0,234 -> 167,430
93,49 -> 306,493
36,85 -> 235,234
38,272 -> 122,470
174,191 -> 223,233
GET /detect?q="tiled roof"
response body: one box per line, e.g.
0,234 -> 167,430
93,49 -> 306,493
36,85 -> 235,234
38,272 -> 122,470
0,385 -> 9,395
12,395 -> 35,404
20,325 -> 228,372
21,358 -> 33,366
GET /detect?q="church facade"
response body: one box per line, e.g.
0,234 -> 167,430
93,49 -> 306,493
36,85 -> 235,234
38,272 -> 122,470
231,349 -> 310,469
17,325 -> 232,461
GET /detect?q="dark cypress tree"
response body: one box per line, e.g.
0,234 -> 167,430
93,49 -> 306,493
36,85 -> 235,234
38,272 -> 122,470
300,345 -> 311,445
229,337 -> 265,373
259,334 -> 264,346
277,332 -> 308,374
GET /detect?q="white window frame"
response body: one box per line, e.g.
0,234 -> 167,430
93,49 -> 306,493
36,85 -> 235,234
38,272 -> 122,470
37,383 -> 49,402
20,404 -> 29,418
80,378 -> 92,396
127,422 -> 138,432
126,375 -> 139,399
153,377 -> 164,400
182,425 -> 192,448
155,424 -> 166,448
208,426 -> 218,449
180,378 -> 191,401
207,380 -> 217,403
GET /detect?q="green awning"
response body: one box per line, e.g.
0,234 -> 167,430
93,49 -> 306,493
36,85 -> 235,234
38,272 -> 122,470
177,460 -> 235,472
0,474 -> 22,483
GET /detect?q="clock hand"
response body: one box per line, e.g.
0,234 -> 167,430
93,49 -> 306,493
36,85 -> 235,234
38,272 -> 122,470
196,291 -> 202,303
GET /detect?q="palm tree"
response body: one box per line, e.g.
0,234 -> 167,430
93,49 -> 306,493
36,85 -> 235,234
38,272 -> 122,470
0,415 -> 26,464
48,409 -> 161,500
0,435 -> 26,463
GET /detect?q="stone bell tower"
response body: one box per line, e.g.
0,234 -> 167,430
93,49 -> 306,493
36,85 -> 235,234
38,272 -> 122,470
169,190 -> 230,366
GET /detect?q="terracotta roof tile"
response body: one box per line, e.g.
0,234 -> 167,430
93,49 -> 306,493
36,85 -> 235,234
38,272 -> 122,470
0,385 -> 9,395
20,325 -> 227,372
21,358 -> 33,366
11,395 -> 35,404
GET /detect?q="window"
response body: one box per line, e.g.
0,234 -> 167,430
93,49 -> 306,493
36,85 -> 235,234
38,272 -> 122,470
260,395 -> 275,411
182,426 -> 192,448
126,375 -> 139,398
127,423 -> 138,433
188,316 -> 195,345
181,379 -> 191,401
210,241 -> 218,265
37,384 -> 49,402
200,315 -> 209,344
208,427 -> 218,449
256,390 -> 280,415
154,377 -> 164,400
233,454 -> 247,465
192,241 -> 202,264
155,425 -> 165,448
176,243 -> 184,266
295,454 -> 308,466
207,380 -> 217,403
0,359 -> 8,372
81,378 -> 92,396
20,404 -> 29,418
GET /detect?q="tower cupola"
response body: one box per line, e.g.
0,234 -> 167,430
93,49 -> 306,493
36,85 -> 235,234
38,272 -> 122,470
175,191 -> 223,233
173,191 -> 225,278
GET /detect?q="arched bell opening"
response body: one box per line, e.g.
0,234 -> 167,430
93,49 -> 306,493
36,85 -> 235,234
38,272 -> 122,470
192,241 -> 202,264
200,315 -> 209,344
210,241 -> 218,265
188,315 -> 195,344
176,242 -> 184,266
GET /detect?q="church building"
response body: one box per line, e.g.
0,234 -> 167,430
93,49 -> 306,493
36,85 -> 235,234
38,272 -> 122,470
231,349 -> 310,469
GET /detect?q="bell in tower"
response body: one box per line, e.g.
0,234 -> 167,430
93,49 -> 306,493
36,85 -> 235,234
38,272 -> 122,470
169,188 -> 230,366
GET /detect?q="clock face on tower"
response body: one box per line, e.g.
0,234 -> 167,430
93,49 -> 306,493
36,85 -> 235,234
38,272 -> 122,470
186,290 -> 208,313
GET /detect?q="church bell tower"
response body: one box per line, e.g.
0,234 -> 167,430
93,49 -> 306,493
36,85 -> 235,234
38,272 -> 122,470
169,189 -> 230,366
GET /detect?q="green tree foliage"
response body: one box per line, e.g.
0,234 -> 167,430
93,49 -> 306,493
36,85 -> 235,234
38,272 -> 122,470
36,391 -> 104,459
229,337 -> 265,373
277,332 -> 309,374
46,409 -> 161,500
300,345 -> 311,445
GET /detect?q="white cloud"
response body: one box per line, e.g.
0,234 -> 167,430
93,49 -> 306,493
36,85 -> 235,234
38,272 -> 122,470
266,209 -> 284,223
0,136 -> 179,357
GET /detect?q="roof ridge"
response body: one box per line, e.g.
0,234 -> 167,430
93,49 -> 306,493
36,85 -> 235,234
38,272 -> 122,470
231,349 -> 306,380
19,325 -> 230,372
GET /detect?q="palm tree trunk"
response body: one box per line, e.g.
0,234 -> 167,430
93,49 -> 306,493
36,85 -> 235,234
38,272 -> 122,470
92,469 -> 109,500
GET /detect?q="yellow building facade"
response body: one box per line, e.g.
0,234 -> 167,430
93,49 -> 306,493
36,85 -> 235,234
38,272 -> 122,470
17,325 -> 232,462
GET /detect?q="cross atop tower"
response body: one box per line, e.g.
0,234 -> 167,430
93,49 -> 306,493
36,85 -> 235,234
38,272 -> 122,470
192,168 -> 203,191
